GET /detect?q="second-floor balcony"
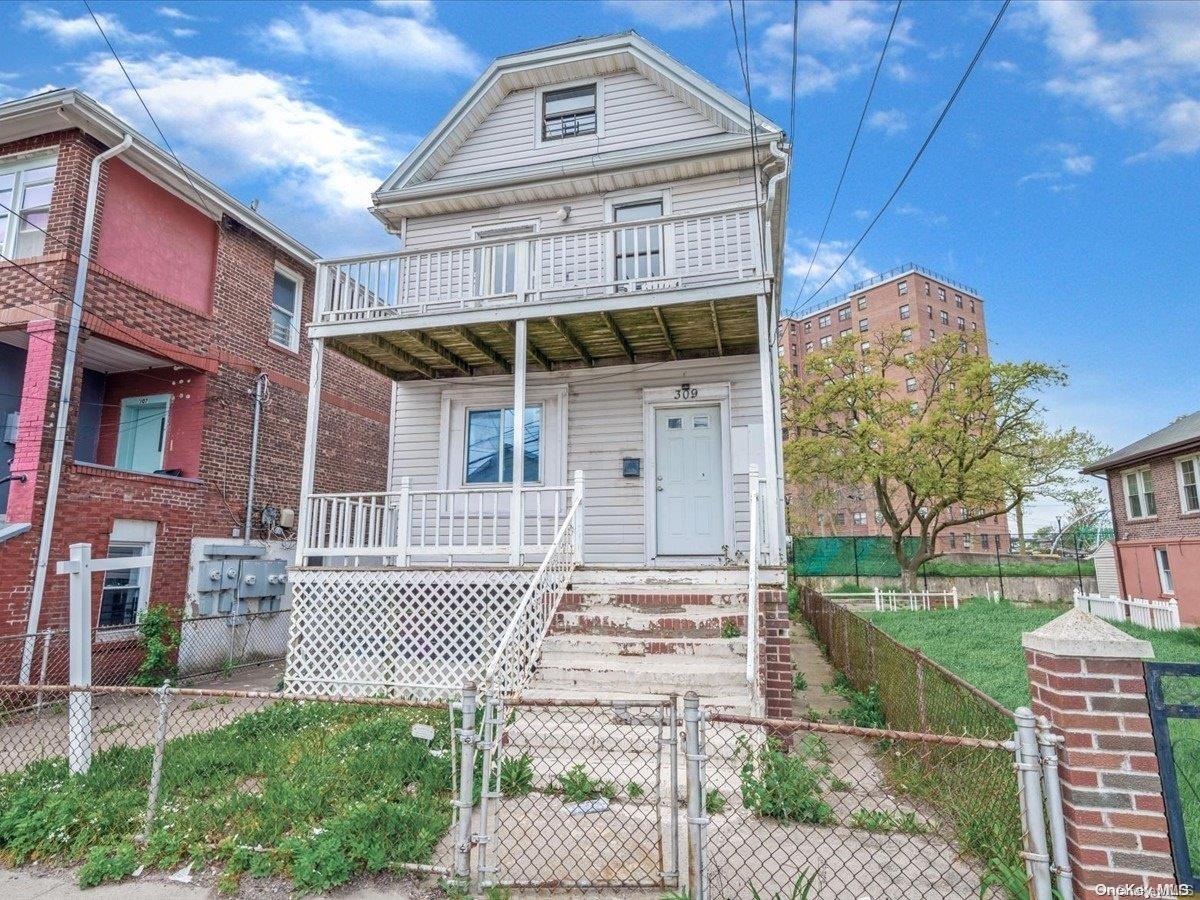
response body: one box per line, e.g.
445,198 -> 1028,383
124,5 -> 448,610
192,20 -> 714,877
315,205 -> 765,331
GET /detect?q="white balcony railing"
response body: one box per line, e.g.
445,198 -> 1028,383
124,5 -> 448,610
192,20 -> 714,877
317,205 -> 762,325
300,478 -> 578,563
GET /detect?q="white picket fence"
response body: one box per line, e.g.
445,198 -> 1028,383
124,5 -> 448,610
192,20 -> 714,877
821,587 -> 960,611
1072,590 -> 1181,631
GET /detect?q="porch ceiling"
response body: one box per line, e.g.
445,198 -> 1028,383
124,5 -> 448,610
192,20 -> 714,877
326,296 -> 760,380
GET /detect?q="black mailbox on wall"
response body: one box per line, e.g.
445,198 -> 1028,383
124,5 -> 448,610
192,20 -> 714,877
622,457 -> 642,478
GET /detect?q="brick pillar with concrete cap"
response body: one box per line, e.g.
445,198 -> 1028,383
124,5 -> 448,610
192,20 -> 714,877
1022,608 -> 1179,897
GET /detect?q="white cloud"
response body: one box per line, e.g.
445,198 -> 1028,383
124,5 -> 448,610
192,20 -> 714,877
1019,143 -> 1097,189
21,5 -> 154,45
1061,153 -> 1095,176
265,4 -> 479,77
1034,0 -> 1200,158
155,6 -> 197,21
893,204 -> 947,226
784,237 -> 876,302
603,0 -> 722,31
867,108 -> 907,135
78,52 -> 401,253
373,0 -> 435,21
171,27 -> 197,38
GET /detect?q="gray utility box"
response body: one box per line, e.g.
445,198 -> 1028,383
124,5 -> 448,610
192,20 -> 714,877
194,544 -> 286,615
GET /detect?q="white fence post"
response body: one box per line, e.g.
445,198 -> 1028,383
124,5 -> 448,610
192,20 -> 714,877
64,543 -> 93,775
398,476 -> 412,566
572,469 -> 585,565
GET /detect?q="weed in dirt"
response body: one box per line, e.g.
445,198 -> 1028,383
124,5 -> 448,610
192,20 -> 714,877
705,788 -> 727,815
848,808 -> 928,834
737,736 -> 833,825
556,764 -> 616,803
721,621 -> 742,639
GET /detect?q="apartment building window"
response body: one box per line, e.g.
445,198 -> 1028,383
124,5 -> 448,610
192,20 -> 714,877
790,343 -> 797,356
939,310 -> 949,325
923,281 -> 931,296
789,322 -> 797,333
819,335 -> 832,349
860,341 -> 870,353
840,328 -> 851,337
834,512 -> 846,527
948,533 -> 956,549
541,83 -> 597,140
899,304 -> 910,320
791,364 -> 799,376
905,377 -> 917,393
957,317 -> 965,331
1123,468 -> 1156,519
937,287 -> 946,301
929,328 -> 936,340
897,279 -> 908,295
857,295 -> 867,310
805,341 -> 813,352
853,511 -> 867,526
955,293 -> 963,308
804,321 -> 811,332
838,306 -> 851,321
904,352 -> 914,364
270,265 -> 301,350
1177,454 -> 1200,513
1155,548 -> 1174,594
859,318 -> 868,332
901,328 -> 912,342
971,321 -> 977,331
926,304 -> 933,319
970,299 -> 976,313
0,154 -> 56,259
818,314 -> 831,328
963,533 -> 972,550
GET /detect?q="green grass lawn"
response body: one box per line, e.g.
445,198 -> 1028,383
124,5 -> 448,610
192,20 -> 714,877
0,700 -> 455,892
865,599 -> 1200,872
919,559 -> 1095,578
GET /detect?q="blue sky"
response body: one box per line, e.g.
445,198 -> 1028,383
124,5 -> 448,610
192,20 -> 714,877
3,0 -> 1198,529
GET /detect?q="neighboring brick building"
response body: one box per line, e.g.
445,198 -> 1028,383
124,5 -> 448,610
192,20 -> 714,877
1083,409 -> 1200,625
781,263 -> 1009,553
0,90 -> 391,665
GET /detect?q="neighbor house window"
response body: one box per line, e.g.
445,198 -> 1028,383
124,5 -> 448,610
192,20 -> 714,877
948,533 -> 956,549
982,533 -> 990,550
926,304 -> 933,319
0,154 -> 56,259
465,406 -> 541,484
929,329 -> 936,340
1155,547 -> 1174,594
542,84 -> 597,140
962,533 -> 972,550
1123,468 -> 1156,519
1178,455 -> 1200,513
98,543 -> 151,628
834,512 -> 846,526
853,511 -> 866,526
270,266 -> 301,350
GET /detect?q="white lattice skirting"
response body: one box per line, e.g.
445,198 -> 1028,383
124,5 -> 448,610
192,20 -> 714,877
285,568 -> 535,699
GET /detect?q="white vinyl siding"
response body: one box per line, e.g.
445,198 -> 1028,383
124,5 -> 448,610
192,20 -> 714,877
389,355 -> 764,565
431,69 -> 725,183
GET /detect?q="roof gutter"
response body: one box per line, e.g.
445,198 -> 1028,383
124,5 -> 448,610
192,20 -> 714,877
20,132 -> 133,684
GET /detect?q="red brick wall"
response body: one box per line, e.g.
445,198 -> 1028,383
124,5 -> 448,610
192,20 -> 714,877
0,128 -> 390,642
759,588 -> 792,718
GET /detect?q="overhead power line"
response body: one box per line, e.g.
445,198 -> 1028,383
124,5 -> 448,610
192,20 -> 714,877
791,0 -> 1011,316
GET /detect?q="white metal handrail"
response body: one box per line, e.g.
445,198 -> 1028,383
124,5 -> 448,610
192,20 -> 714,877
746,465 -> 761,714
317,205 -> 762,324
481,489 -> 583,695
301,482 -> 573,562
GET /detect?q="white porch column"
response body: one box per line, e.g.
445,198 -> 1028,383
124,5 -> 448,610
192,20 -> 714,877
755,293 -> 783,565
294,335 -> 324,565
509,319 -> 527,566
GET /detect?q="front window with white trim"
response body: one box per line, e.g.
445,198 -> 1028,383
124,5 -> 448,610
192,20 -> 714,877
98,544 -> 149,628
1123,468 -> 1156,519
270,266 -> 301,350
0,153 -> 56,259
1178,454 -> 1200,514
465,405 -> 541,484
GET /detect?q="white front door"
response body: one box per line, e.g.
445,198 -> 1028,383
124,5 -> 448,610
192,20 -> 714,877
655,405 -> 724,556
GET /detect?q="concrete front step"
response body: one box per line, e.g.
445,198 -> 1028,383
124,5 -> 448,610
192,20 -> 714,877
533,663 -> 746,696
552,603 -> 747,637
520,685 -> 752,712
539,635 -> 748,658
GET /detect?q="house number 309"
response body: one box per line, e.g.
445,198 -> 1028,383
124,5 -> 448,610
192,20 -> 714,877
674,383 -> 698,399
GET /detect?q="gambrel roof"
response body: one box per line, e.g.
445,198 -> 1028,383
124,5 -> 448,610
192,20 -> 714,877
374,31 -> 782,203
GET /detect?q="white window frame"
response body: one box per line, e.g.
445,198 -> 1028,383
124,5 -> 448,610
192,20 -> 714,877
899,304 -> 910,320
897,279 -> 908,295
462,402 -> 545,487
605,189 -> 671,287
1122,467 -> 1157,520
534,78 -> 604,148
1176,454 -> 1200,514
857,295 -> 867,310
1154,547 -> 1174,595
819,335 -> 832,349
838,306 -> 851,321
0,150 -> 58,260
470,219 -> 538,298
270,263 -> 303,351
96,519 -> 156,640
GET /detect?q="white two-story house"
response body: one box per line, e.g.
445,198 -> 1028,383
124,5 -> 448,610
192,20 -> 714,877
288,33 -> 791,711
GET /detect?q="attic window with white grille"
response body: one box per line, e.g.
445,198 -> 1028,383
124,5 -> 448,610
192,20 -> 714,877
542,84 -> 597,141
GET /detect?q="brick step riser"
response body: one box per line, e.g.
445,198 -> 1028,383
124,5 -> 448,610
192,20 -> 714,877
549,614 -> 748,638
558,592 -> 746,612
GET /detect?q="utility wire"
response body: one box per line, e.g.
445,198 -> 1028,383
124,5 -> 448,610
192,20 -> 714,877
793,0 -> 1011,313
789,0 -> 902,314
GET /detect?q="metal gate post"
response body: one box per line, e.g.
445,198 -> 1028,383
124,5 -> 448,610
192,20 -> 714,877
142,681 -> 172,843
453,681 -> 478,882
683,692 -> 708,900
474,692 -> 500,887
1035,715 -> 1074,900
1014,707 -> 1053,900
665,696 -> 681,887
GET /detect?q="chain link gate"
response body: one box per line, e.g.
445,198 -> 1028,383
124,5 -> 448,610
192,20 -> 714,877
471,692 -> 682,892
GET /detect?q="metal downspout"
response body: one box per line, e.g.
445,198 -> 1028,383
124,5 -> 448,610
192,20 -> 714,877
20,134 -> 133,683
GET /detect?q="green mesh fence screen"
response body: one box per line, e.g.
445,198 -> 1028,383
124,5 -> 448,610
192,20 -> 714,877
792,536 -> 920,577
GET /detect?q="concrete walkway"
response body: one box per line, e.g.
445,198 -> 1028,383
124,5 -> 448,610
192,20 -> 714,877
790,621 -> 849,719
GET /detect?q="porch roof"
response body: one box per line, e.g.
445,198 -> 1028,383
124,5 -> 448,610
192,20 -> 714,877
325,294 -> 760,380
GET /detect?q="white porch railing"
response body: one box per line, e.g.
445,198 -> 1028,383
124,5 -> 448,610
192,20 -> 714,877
317,205 -> 761,325
746,465 -> 761,715
481,489 -> 583,696
1072,590 -> 1181,631
300,478 -> 577,563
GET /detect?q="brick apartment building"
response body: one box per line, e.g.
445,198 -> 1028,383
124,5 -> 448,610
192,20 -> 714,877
1083,409 -> 1200,625
781,263 -> 1010,554
0,90 -> 390,674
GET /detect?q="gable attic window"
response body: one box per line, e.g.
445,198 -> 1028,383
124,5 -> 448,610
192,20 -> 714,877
542,84 -> 597,141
